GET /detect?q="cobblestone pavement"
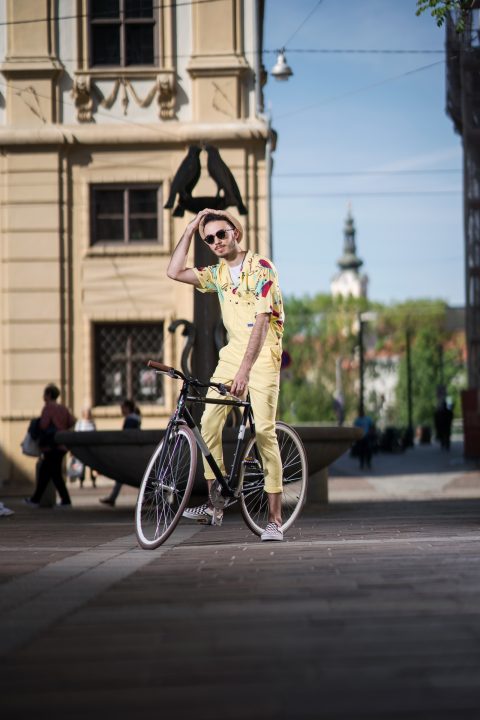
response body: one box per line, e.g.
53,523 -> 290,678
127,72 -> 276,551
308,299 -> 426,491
1,443 -> 480,720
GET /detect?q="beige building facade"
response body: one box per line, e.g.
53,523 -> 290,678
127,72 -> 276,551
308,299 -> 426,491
0,0 -> 271,486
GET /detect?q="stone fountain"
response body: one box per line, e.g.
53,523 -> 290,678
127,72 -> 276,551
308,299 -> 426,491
56,425 -> 362,504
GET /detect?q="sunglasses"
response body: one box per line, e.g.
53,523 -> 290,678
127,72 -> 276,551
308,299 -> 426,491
203,228 -> 236,245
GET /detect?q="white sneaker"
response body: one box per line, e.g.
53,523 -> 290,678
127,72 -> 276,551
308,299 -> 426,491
183,497 -> 235,523
261,522 -> 284,542
0,502 -> 14,517
182,503 -> 213,522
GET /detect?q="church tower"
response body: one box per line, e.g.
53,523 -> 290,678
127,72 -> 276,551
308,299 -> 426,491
330,208 -> 369,299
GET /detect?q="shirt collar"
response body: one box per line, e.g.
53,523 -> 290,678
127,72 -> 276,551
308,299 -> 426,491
219,249 -> 252,272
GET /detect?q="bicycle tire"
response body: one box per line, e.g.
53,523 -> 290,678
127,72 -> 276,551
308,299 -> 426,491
239,421 -> 308,536
135,425 -> 197,549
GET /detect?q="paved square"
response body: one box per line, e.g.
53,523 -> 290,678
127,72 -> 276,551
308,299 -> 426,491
1,443 -> 480,719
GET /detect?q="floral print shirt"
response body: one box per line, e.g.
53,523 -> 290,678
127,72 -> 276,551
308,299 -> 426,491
193,251 -> 284,344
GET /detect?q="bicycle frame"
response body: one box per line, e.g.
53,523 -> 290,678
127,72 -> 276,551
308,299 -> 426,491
162,374 -> 259,499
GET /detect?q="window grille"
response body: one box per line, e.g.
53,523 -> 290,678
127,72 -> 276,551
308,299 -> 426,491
90,0 -> 156,67
91,185 -> 162,245
94,322 -> 164,406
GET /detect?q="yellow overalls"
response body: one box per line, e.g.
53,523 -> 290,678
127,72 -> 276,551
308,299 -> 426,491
193,250 -> 284,493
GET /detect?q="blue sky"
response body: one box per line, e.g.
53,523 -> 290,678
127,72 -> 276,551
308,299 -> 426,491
263,0 -> 463,305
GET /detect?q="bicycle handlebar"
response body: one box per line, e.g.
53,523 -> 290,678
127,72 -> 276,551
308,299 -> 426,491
147,360 -> 181,376
147,360 -> 234,396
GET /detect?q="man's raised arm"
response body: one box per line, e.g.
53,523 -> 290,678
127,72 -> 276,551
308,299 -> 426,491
167,208 -> 212,286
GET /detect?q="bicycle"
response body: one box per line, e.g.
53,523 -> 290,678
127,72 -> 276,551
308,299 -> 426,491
135,360 -> 308,549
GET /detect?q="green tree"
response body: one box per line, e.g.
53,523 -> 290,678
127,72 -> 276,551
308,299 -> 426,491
415,0 -> 474,32
280,293 -> 368,424
396,326 -> 442,427
396,326 -> 466,427
279,294 -> 466,427
383,301 -> 465,426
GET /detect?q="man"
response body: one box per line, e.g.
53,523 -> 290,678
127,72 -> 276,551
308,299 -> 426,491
25,384 -> 76,508
167,208 -> 285,541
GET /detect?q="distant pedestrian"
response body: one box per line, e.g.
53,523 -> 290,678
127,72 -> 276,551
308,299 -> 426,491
434,401 -> 454,451
333,395 -> 345,426
68,407 -> 97,488
100,399 -> 141,507
353,409 -> 375,470
24,384 -> 76,508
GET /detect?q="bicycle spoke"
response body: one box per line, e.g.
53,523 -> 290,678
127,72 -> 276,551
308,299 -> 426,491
135,426 -> 196,549
239,422 -> 308,536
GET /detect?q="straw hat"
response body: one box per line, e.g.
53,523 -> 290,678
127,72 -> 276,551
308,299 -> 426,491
199,209 -> 244,243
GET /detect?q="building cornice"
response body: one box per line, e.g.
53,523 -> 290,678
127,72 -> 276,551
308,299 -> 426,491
0,58 -> 64,78
0,121 -> 269,147
187,54 -> 250,78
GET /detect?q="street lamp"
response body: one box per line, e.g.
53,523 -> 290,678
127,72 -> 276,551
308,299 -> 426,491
357,311 -> 377,416
405,327 -> 414,447
270,49 -> 294,81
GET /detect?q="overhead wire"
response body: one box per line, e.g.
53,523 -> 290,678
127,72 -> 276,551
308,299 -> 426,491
282,0 -> 327,48
274,169 -> 461,178
0,155 -> 462,187
0,190 -> 461,200
0,163 -> 461,180
274,190 -> 461,198
276,59 -> 447,119
265,48 -> 445,55
50,47 -> 448,64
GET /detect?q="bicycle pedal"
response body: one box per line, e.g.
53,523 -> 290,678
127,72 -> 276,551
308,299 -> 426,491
210,509 -> 224,527
209,480 -> 226,510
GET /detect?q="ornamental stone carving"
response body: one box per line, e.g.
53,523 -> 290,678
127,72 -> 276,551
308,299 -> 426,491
157,73 -> 176,120
71,72 -> 177,122
71,76 -> 94,122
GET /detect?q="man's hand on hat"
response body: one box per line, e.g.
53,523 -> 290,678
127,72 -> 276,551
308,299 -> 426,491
187,208 -> 216,235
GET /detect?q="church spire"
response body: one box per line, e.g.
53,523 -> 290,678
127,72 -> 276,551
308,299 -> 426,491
330,205 -> 368,300
337,205 -> 363,271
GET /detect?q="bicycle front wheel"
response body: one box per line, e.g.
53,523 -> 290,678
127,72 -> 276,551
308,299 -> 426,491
135,425 -> 197,549
239,421 -> 308,536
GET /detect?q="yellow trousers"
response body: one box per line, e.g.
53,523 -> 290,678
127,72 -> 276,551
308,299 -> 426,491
201,346 -> 283,494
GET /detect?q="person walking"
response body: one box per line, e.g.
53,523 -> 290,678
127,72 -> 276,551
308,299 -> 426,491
70,407 -> 97,488
167,208 -> 285,541
24,384 -> 76,508
100,399 -> 141,507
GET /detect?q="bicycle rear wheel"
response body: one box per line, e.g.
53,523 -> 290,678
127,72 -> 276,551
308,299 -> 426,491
239,421 -> 308,536
135,425 -> 197,549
